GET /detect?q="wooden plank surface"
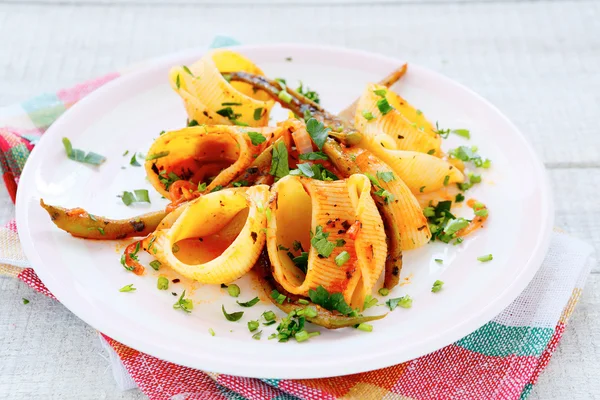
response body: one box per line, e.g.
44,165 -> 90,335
0,0 -> 598,398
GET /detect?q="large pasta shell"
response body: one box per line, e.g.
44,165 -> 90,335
145,125 -> 273,199
169,49 -> 274,127
147,185 -> 269,284
354,84 -> 441,155
359,135 -> 464,194
266,175 -> 386,309
350,148 -> 431,250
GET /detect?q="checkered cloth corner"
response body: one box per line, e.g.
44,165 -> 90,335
0,37 -> 594,400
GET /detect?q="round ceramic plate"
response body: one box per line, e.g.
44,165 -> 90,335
16,44 -> 553,379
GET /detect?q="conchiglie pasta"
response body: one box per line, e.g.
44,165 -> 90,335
266,175 -> 386,309
144,125 -> 274,199
146,185 -> 269,284
169,49 -> 274,127
359,135 -> 464,194
355,84 -> 441,155
349,148 -> 431,250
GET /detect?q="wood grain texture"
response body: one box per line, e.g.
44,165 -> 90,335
0,0 -> 598,398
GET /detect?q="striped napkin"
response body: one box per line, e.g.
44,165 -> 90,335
0,37 -> 594,400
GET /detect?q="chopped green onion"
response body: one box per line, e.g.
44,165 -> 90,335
376,98 -> 394,115
252,330 -> 262,340
175,74 -> 181,89
149,260 -> 161,271
474,208 -> 488,217
248,320 -> 259,332
119,284 -> 136,293
356,323 -> 373,332
362,110 -> 375,121
373,88 -> 387,97
146,151 -> 170,161
477,254 -> 493,262
431,280 -> 444,293
443,175 -> 450,186
270,289 -> 287,304
363,295 -> 378,310
278,90 -> 293,103
208,328 -> 215,336
157,276 -> 169,290
262,310 -> 276,322
198,182 -> 207,191
298,299 -> 310,305
335,251 -> 350,266
386,295 -> 412,311
435,259 -> 443,264
378,288 -> 389,296
62,137 -> 106,166
227,284 -> 241,298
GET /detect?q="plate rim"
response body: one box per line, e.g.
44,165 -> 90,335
15,43 -> 554,379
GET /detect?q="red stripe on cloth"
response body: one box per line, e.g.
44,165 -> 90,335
57,72 -> 120,107
2,171 -> 17,203
390,344 -> 538,400
17,267 -> 56,300
528,322 -> 565,386
102,335 -> 230,400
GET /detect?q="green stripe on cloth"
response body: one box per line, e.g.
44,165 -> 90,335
455,321 -> 554,357
7,144 -> 30,176
520,383 -> 534,399
21,93 -> 66,129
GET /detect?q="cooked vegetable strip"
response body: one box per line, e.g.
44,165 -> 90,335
255,251 -> 386,329
145,125 -> 274,199
322,139 -> 403,289
170,49 -> 274,127
456,199 -> 489,237
147,186 -> 269,284
266,174 -> 386,309
228,71 -> 363,146
40,199 -> 167,240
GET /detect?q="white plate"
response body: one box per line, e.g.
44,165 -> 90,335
16,44 -> 553,379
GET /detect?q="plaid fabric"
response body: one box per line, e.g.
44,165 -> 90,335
0,38 -> 593,400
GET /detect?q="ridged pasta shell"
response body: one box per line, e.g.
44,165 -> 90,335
145,125 -> 273,199
147,185 -> 269,284
266,175 -> 386,309
359,135 -> 464,194
169,49 -> 274,127
350,148 -> 431,250
354,84 -> 441,155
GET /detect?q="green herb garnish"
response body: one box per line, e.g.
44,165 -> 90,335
477,254 -> 493,262
120,189 -> 150,206
236,297 -> 260,307
376,171 -> 395,183
248,320 -> 259,332
308,285 -> 354,316
386,295 -> 412,311
146,151 -> 170,161
119,284 -> 136,293
157,276 -> 169,290
431,280 -> 444,293
269,141 -> 290,179
296,81 -> 320,104
227,284 -> 241,298
149,260 -> 161,271
378,288 -> 389,296
270,289 -> 287,304
311,226 -> 335,257
173,290 -> 193,313
247,131 -> 266,146
253,107 -> 263,121
298,151 -> 328,161
222,305 -> 243,321
362,110 -> 375,121
335,251 -> 350,266
62,137 -> 106,166
305,118 -> 330,150
356,323 -> 373,332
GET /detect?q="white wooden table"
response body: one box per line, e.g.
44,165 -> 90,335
1,0 -> 599,398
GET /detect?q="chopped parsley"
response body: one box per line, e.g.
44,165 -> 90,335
252,331 -> 263,340
210,185 -> 223,193
222,305 -> 243,321
120,189 -> 150,206
308,285 -> 354,316
262,310 -> 276,322
455,193 -> 465,203
435,123 -> 471,140
296,81 -> 320,104
173,290 -> 193,313
386,295 -> 412,311
274,308 -> 320,342
22,298 -> 29,305
232,180 -> 249,187
290,252 -> 309,273
425,200 -> 469,244
448,145 -> 490,168
305,118 -> 330,150
187,119 -> 199,127
119,284 -> 136,293
247,131 -> 266,146
310,226 -> 336,257
269,141 -> 290,179
253,107 -> 264,121
431,280 -> 444,293
158,170 -> 180,190
130,153 -> 142,166
182,65 -> 193,76
363,295 -> 377,310
216,107 -> 241,120
298,151 -> 328,161
236,297 -> 260,307
62,137 -> 106,166
197,182 -> 207,192
376,171 -> 395,183
290,163 -> 338,181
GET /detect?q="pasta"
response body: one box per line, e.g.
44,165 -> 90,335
42,50 -> 491,338
147,185 -> 269,284
266,175 -> 386,309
